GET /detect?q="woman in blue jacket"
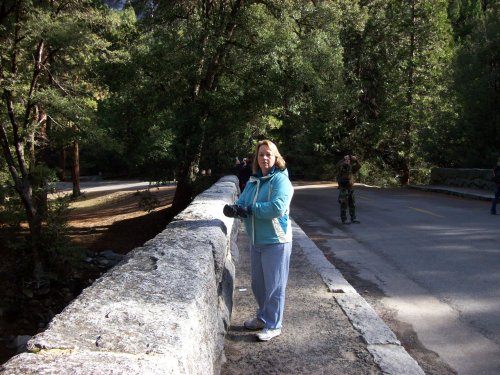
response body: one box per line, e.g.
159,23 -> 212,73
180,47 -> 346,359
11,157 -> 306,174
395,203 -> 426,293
223,139 -> 294,341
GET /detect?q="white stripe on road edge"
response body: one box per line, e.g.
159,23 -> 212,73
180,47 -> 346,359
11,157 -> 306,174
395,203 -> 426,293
291,219 -> 425,375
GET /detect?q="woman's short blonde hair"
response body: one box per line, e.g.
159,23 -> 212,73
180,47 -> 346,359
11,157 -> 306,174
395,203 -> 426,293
252,139 -> 287,174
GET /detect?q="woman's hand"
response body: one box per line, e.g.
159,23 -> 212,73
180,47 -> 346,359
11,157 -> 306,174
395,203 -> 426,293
223,204 -> 251,218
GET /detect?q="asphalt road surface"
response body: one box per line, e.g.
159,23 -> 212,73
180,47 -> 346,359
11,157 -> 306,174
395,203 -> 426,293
55,179 -> 156,193
291,183 -> 500,375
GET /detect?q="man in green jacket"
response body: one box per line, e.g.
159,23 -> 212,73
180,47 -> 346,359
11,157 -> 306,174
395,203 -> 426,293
336,155 -> 361,224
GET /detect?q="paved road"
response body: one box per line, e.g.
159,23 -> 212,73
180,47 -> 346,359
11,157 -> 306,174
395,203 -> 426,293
55,179 -> 163,193
291,183 -> 500,375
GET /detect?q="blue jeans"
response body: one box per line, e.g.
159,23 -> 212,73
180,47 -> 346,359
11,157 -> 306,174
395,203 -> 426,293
492,186 -> 500,214
250,242 -> 292,329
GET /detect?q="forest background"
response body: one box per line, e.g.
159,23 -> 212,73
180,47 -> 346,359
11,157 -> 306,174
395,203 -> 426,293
0,0 -> 498,315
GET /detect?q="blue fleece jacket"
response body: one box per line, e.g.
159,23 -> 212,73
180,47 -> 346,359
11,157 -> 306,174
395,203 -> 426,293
236,166 -> 294,245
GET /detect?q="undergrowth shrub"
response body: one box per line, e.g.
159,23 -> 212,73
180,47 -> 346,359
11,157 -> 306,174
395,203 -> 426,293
358,159 -> 401,187
357,159 -> 431,187
42,194 -> 85,277
136,189 -> 161,212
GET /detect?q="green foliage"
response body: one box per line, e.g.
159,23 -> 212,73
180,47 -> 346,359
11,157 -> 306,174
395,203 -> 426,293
2,0 -> 497,241
136,190 -> 160,213
450,1 -> 500,166
357,159 -> 401,188
408,167 -> 432,185
356,158 -> 431,187
98,0 -> 495,186
0,0 -> 118,277
0,184 -> 27,238
0,185 -> 81,278
41,195 -> 83,273
337,0 -> 457,180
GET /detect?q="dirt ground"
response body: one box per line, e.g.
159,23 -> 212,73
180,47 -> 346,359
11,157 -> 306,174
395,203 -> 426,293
0,185 -> 176,364
65,185 -> 176,253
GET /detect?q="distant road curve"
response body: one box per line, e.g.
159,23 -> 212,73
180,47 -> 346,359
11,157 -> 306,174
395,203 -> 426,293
55,180 -> 176,194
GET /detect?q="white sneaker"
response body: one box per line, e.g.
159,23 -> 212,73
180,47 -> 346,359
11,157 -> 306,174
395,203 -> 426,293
244,318 -> 265,330
256,328 -> 281,341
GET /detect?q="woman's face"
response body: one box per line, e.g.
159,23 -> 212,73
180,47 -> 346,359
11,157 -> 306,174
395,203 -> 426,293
257,144 -> 276,176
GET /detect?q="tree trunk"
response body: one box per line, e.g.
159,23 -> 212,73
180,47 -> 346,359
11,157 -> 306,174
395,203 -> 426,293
72,140 -> 80,197
0,96 -> 44,278
171,1 -> 243,212
401,0 -> 416,187
60,147 -> 66,181
172,166 -> 194,214
27,204 -> 44,279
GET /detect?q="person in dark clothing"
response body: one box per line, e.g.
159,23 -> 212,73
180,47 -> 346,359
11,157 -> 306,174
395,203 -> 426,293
491,157 -> 500,215
336,155 -> 361,224
233,157 -> 242,175
238,154 -> 253,192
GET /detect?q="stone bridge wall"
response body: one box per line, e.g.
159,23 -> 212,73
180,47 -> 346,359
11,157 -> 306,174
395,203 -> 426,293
0,176 -> 240,375
430,168 -> 495,190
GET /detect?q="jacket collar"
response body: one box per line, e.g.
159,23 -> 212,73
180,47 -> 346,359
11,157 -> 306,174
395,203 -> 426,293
256,166 -> 277,178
